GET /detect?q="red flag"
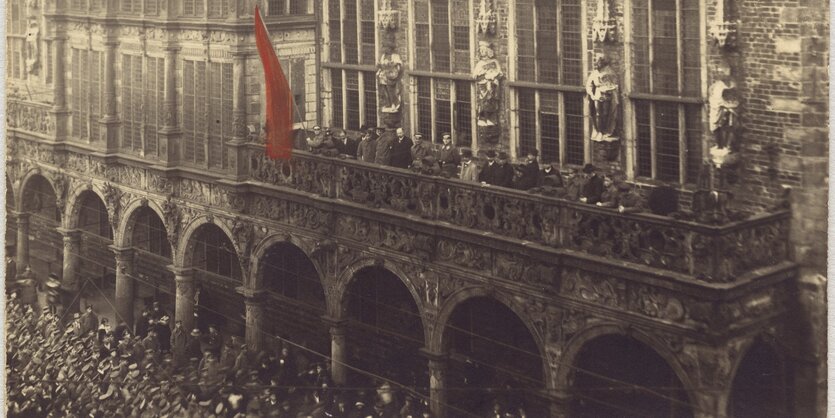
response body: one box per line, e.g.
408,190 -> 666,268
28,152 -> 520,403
254,6 -> 294,160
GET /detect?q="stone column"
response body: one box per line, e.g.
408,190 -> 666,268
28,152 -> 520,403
237,287 -> 266,352
169,266 -> 196,332
550,389 -> 571,418
112,247 -> 136,328
102,37 -> 120,150
228,51 -> 249,179
322,316 -> 349,385
15,212 -> 30,277
50,33 -> 70,140
158,44 -> 180,164
57,228 -> 81,313
423,350 -> 448,418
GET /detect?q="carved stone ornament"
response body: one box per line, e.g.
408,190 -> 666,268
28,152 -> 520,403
25,17 -> 41,75
708,73 -> 741,168
709,0 -> 738,50
161,195 -> 180,248
475,0 -> 497,35
377,0 -> 400,30
586,53 -> 620,143
231,217 -> 255,262
377,46 -> 403,114
101,182 -> 122,229
473,42 -> 503,143
591,0 -> 617,43
51,174 -> 68,213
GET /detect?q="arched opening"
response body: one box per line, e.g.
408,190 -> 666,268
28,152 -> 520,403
259,242 -> 328,358
21,175 -> 62,283
344,266 -> 426,389
569,335 -> 693,418
129,206 -> 175,324
443,297 -> 547,416
76,191 -> 117,323
189,223 -> 244,338
730,338 -> 793,418
6,176 -> 17,284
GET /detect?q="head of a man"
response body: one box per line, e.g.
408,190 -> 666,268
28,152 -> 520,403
442,133 -> 452,145
396,128 -> 405,139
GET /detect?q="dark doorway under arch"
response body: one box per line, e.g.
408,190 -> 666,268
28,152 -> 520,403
260,242 -> 328,357
569,334 -> 693,418
22,175 -> 62,281
730,339 -> 793,418
190,224 -> 244,338
75,191 -> 118,324
443,297 -> 547,417
129,206 -> 175,325
344,266 -> 426,390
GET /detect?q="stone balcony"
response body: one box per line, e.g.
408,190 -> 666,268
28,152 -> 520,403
248,145 -> 792,285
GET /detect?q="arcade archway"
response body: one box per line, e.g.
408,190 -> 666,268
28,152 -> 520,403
441,297 -> 547,416
126,205 -> 175,324
259,242 -> 328,356
74,190 -> 117,322
20,174 -> 62,281
568,334 -> 693,418
343,266 -> 426,388
189,223 -> 245,337
730,338 -> 793,418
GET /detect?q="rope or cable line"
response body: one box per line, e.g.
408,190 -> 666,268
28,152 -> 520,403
26,230 -> 709,410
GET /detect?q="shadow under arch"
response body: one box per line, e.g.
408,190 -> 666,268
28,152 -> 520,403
433,287 -> 549,416
559,325 -> 695,418
729,334 -> 794,418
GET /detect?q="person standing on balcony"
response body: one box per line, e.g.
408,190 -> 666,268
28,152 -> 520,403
375,129 -> 395,166
357,131 -> 377,163
334,129 -> 358,158
460,149 -> 480,182
390,127 -> 414,169
580,164 -> 605,204
410,133 -> 434,166
436,133 -> 460,177
514,149 -> 542,191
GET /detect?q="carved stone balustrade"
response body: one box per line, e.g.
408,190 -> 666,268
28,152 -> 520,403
248,147 -> 791,283
7,99 -> 55,137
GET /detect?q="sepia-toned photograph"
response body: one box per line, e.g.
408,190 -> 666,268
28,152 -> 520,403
2,0 -> 829,416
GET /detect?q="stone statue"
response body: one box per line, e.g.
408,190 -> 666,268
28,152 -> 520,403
586,53 -> 619,142
25,17 -> 40,75
377,45 -> 403,113
708,63 -> 740,168
473,41 -> 503,127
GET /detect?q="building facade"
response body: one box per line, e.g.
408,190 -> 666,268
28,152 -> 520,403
5,0 -> 828,416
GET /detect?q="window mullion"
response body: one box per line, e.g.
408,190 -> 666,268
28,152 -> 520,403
340,0 -> 346,64
676,0 -> 683,93
342,69 -> 348,128
358,72 -> 366,126
558,92 -> 566,166
678,103 -> 686,184
430,79 -> 436,140
647,0 -> 654,94
532,3 -> 539,81
555,0 -> 562,84
650,102 -> 657,179
535,91 -> 542,154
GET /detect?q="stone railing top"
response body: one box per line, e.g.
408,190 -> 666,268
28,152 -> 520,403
247,147 -> 791,284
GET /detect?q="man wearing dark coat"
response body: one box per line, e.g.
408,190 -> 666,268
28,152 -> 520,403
492,152 -> 515,188
334,130 -> 359,157
513,149 -> 542,190
154,316 -> 172,354
580,163 -> 605,204
185,329 -> 203,361
80,305 -> 99,336
389,127 -> 414,169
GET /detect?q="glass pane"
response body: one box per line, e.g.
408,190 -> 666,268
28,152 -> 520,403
632,0 -> 650,93
363,71 -> 378,128
454,81 -> 472,147
417,77 -> 432,138
346,71 -> 360,130
635,100 -> 652,177
517,89 -> 537,159
564,92 -> 585,165
652,1 -> 679,95
343,0 -> 358,64
681,2 -> 701,96
540,91 -> 559,163
516,0 -> 535,81
331,70 -> 343,127
561,0 -> 583,85
535,0 -> 558,84
685,104 -> 703,184
655,102 -> 681,182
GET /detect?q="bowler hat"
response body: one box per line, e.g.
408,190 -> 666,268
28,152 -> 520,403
486,150 -> 497,159
460,148 -> 473,158
583,163 -> 596,174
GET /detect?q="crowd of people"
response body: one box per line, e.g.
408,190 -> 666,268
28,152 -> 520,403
294,126 -> 643,213
5,293 -> 436,418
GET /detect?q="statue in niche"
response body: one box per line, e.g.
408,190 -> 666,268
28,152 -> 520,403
25,17 -> 40,75
586,53 -> 619,142
377,44 -> 403,113
473,41 -> 503,127
708,64 -> 740,167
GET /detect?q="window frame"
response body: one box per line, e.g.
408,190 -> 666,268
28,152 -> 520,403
508,0 -> 589,165
625,0 -> 707,185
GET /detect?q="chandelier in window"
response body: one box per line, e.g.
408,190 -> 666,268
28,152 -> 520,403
377,0 -> 399,31
475,0 -> 496,35
592,0 -> 616,43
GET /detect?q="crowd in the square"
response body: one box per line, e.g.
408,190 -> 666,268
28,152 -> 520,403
5,292 -> 438,418
295,126 -> 643,213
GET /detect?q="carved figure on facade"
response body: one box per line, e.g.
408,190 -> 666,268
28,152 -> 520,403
25,17 -> 40,75
101,183 -> 122,230
377,44 -> 403,114
562,268 -> 623,309
628,285 -> 685,322
708,64 -> 741,168
161,195 -> 180,247
473,42 -> 503,129
475,0 -> 497,34
586,53 -> 620,143
592,0 -> 617,43
231,217 -> 255,266
51,174 -> 68,213
436,239 -> 490,272
377,0 -> 399,30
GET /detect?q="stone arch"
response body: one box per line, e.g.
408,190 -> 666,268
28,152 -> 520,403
331,257 -> 427,332
176,216 -> 243,270
64,182 -> 108,230
115,198 -> 169,249
556,323 -> 697,413
248,232 -> 326,292
429,286 -> 547,358
17,169 -> 57,214
729,333 -> 793,418
6,175 -> 16,211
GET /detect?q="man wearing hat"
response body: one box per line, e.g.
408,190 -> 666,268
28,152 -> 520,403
155,315 -> 172,354
389,127 -> 414,169
356,129 -> 377,163
478,150 -> 499,185
480,151 -> 514,188
596,175 -> 620,208
306,125 -> 326,150
616,182 -> 643,213
186,329 -> 203,361
436,132 -> 460,176
580,163 -> 605,204
513,149 -> 542,191
80,304 -> 99,336
459,148 -> 480,182
409,133 -> 434,166
171,320 -> 189,368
